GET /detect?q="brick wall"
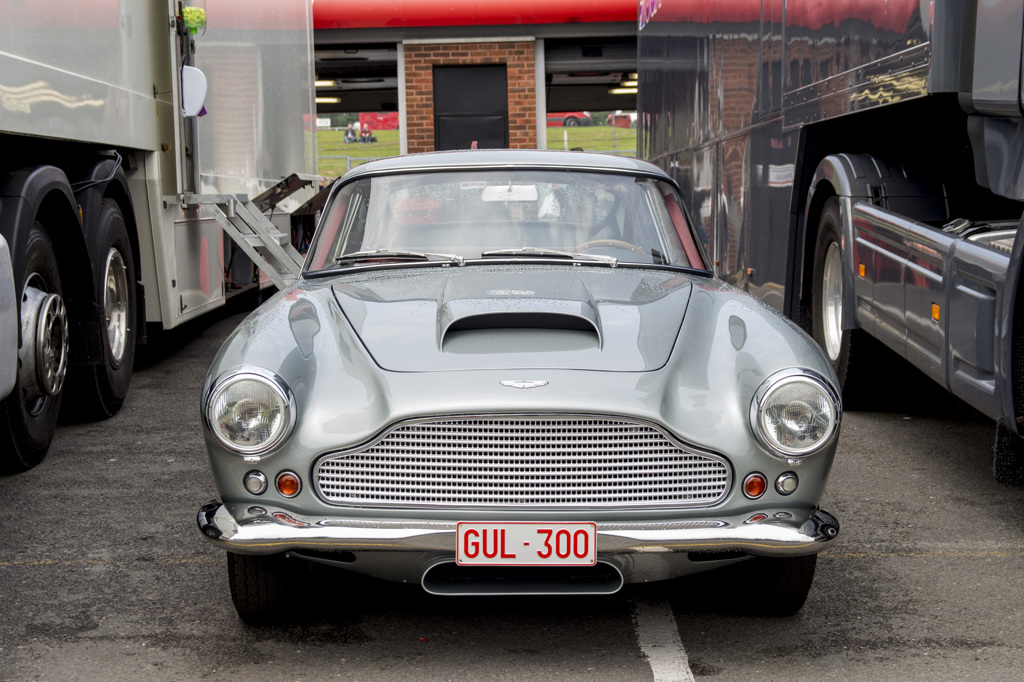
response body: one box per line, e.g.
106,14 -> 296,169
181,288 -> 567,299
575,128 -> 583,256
403,41 -> 537,153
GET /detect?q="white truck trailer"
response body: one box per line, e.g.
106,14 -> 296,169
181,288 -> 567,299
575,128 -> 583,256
0,0 -> 317,471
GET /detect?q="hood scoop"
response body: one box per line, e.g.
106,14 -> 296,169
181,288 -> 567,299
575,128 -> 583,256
331,264 -> 692,372
439,272 -> 601,354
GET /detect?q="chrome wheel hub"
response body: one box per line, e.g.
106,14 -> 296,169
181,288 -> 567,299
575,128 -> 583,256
821,241 -> 843,362
103,248 -> 129,367
19,276 -> 69,410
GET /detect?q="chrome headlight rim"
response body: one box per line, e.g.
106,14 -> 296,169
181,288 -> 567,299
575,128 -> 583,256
749,368 -> 841,461
203,366 -> 296,456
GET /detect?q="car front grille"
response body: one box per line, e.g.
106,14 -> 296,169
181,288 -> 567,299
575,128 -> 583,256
314,415 -> 731,509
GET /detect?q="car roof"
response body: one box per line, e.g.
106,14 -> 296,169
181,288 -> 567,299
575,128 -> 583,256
340,149 -> 673,183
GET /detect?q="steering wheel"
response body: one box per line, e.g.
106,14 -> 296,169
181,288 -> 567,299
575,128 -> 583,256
574,238 -> 647,254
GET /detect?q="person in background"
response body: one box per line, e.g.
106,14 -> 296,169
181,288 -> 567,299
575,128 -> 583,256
360,123 -> 372,143
344,123 -> 357,143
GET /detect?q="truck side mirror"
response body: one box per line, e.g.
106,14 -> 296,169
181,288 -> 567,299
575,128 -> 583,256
181,65 -> 208,117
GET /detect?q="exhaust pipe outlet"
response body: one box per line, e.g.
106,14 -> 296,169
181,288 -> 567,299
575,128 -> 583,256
422,559 -> 624,596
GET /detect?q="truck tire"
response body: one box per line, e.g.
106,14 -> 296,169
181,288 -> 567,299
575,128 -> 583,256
0,223 -> 68,473
994,419 -> 1024,487
227,552 -> 293,623
72,199 -> 137,419
563,116 -> 579,127
811,197 -> 867,403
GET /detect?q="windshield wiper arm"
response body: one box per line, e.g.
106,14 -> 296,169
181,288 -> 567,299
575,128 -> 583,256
480,247 -> 617,267
335,249 -> 464,266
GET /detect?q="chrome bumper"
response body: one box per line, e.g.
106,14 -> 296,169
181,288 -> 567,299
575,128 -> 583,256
197,500 -> 840,558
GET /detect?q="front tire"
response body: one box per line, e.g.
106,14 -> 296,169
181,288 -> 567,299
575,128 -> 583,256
811,197 -> 868,402
994,419 -> 1024,487
0,223 -> 67,473
563,117 -> 579,127
227,552 -> 294,623
725,554 -> 817,616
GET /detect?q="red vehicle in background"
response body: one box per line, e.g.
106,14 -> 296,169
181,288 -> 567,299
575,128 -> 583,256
359,112 -> 399,130
546,111 -> 592,127
607,111 -> 636,128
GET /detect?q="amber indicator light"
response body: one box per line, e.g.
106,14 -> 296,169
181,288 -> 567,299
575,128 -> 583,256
743,473 -> 767,499
276,471 -> 301,497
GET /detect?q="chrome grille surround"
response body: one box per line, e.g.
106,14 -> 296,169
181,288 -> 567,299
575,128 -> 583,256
314,415 -> 732,510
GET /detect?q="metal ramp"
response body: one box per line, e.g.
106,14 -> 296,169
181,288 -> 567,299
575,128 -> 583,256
183,193 -> 303,289
184,174 -> 323,290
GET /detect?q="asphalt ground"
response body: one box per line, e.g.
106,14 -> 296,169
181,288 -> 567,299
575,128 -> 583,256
1,305 -> 1022,681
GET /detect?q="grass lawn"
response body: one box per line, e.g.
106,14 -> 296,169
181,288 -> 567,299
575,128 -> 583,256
316,125 -> 637,179
318,129 -> 401,178
545,125 -> 637,154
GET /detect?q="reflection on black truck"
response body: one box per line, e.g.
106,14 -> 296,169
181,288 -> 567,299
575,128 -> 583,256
638,0 -> 1024,484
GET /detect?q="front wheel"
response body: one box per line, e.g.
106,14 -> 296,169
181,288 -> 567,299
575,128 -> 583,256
811,197 -> 868,402
994,419 -> 1024,488
724,554 -> 818,616
227,552 -> 294,624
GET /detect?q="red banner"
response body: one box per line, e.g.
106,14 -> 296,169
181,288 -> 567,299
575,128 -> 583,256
313,0 -> 637,29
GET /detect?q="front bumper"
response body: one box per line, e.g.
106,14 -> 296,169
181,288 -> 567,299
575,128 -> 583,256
197,500 -> 840,558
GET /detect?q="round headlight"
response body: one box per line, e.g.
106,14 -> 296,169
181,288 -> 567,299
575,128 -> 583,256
750,369 -> 840,460
205,368 -> 295,455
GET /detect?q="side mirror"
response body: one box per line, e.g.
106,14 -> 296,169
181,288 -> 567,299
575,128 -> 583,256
181,65 -> 208,117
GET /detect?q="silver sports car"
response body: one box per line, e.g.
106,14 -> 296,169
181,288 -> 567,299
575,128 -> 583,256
197,150 -> 841,621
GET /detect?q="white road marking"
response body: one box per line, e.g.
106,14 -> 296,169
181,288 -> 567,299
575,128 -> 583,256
631,598 -> 695,682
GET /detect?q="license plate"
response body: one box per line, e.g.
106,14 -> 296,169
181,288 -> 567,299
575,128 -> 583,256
456,522 -> 597,566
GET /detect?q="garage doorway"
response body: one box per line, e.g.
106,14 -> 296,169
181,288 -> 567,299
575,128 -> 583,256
433,64 -> 508,150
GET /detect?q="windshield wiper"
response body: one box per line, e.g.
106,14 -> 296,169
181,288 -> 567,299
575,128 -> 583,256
480,247 -> 617,267
335,249 -> 464,266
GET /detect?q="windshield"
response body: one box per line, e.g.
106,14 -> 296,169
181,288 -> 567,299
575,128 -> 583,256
305,169 -> 707,273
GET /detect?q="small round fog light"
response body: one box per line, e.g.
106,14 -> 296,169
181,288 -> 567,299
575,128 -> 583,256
243,471 -> 268,495
743,473 -> 767,499
775,472 -> 799,495
276,471 -> 301,498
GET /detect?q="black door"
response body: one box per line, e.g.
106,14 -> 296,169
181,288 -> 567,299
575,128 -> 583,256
433,65 -> 508,150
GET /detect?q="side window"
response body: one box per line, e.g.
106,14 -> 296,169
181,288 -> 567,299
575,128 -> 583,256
338,191 -> 369,255
662,189 -> 704,268
308,192 -> 349,271
307,182 -> 371,271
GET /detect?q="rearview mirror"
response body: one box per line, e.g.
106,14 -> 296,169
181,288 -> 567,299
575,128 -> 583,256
481,185 -> 538,202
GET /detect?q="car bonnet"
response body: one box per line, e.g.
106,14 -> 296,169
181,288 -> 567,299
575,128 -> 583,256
330,264 -> 693,372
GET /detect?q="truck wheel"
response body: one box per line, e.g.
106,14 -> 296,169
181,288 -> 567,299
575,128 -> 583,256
227,552 -> 293,623
66,200 -> 137,420
994,419 -> 1024,487
564,116 -> 579,127
812,197 -> 866,402
0,223 -> 68,473
724,554 -> 817,616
